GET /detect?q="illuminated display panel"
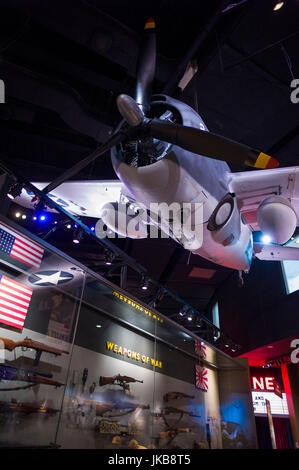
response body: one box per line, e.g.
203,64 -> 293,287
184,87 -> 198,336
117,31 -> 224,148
252,391 -> 289,416
281,238 -> 299,294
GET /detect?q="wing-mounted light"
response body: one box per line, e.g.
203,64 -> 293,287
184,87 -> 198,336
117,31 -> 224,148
256,196 -> 297,244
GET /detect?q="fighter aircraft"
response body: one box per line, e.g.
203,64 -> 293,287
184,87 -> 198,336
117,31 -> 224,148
13,18 -> 299,273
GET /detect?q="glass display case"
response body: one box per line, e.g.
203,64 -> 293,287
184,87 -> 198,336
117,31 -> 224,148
0,215 -> 258,449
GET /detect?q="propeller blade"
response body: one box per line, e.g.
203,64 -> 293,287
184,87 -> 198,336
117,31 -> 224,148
146,119 -> 279,169
41,129 -> 128,195
135,17 -> 156,114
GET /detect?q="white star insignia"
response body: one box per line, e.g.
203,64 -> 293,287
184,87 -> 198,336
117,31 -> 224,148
33,271 -> 71,286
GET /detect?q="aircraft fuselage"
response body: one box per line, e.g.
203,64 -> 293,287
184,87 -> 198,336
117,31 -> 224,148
111,95 -> 253,271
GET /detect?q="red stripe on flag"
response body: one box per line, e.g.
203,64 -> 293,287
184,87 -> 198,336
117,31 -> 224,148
0,316 -> 23,329
10,253 -> 40,268
12,242 -> 43,262
0,295 -> 30,311
2,276 -> 33,295
0,285 -> 32,301
0,274 -> 32,330
14,235 -> 44,255
0,309 -> 26,323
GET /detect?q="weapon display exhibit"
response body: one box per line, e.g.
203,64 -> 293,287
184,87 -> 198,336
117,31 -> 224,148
3,0 -> 297,452
0,214 -> 257,448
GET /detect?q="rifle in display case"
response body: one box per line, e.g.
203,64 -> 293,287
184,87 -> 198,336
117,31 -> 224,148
95,401 -> 150,417
0,399 -> 59,416
0,364 -> 64,389
162,406 -> 201,418
99,374 -> 143,391
159,428 -> 191,439
163,392 -> 195,402
0,337 -> 69,365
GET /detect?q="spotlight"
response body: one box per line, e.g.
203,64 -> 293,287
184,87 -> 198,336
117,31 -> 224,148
66,224 -> 72,229
187,312 -> 193,322
273,2 -> 284,11
7,183 -> 23,200
33,216 -> 37,221
33,200 -> 48,222
141,276 -> 149,290
73,227 -> 83,244
213,328 -> 220,341
90,226 -> 95,232
104,249 -> 114,265
179,305 -> 188,317
15,212 -> 21,218
262,234 -> 272,244
21,214 -> 27,220
195,317 -> 205,329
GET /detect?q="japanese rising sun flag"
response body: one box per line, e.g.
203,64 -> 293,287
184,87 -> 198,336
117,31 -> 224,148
195,365 -> 208,392
195,339 -> 207,358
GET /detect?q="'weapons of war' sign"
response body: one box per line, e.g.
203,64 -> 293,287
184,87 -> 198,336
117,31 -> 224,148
105,340 -> 163,369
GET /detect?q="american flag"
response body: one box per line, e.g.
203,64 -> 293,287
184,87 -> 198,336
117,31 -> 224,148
195,339 -> 207,358
0,224 -> 44,269
195,365 -> 208,392
0,274 -> 33,329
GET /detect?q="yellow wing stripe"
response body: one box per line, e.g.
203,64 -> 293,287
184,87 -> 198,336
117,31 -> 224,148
254,152 -> 272,169
144,18 -> 155,30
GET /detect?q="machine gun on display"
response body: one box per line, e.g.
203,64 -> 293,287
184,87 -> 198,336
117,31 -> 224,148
163,392 -> 195,402
152,406 -> 201,427
0,337 -> 69,366
0,364 -> 64,390
99,374 -> 143,391
95,401 -> 150,418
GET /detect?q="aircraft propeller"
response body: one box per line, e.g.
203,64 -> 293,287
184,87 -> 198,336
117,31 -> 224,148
41,17 -> 278,196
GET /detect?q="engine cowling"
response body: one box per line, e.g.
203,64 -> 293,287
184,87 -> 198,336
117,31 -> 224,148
257,196 -> 297,244
96,202 -> 148,239
207,193 -> 241,246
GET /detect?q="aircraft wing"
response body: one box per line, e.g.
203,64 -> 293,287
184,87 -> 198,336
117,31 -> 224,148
228,166 -> 299,231
14,180 -> 127,218
253,243 -> 299,261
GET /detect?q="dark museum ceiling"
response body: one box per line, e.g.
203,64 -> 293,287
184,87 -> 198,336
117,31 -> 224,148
1,0 -> 299,349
